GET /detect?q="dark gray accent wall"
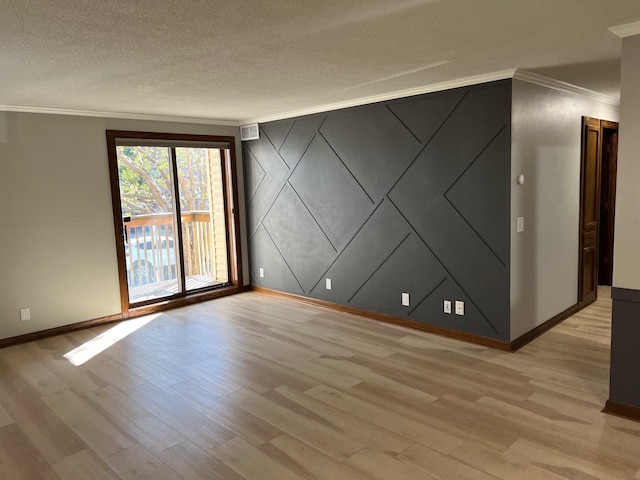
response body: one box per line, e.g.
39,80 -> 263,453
609,287 -> 640,406
244,80 -> 511,340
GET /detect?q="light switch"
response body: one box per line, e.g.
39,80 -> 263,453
516,217 -> 525,233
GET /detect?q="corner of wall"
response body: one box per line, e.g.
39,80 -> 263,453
509,79 -> 619,341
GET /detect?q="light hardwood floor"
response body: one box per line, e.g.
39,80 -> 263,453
1,286 -> 639,479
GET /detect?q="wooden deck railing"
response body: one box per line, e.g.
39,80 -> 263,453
124,211 -> 221,284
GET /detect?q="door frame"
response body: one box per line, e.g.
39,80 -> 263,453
577,117 -> 619,309
106,130 -> 244,317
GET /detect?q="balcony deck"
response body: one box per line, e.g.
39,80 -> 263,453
123,211 -> 228,303
129,275 -> 224,303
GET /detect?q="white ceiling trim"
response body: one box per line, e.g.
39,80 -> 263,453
243,68 -> 620,125
513,70 -> 620,106
241,69 -> 517,124
1,68 -> 619,128
609,21 -> 640,38
0,104 -> 239,127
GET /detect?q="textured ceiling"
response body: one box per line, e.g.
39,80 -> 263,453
1,0 -> 639,124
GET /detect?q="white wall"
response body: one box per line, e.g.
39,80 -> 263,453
613,34 -> 640,290
510,80 -> 619,340
0,112 -> 7,143
0,112 -> 247,341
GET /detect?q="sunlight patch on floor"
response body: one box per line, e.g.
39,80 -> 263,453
64,313 -> 162,366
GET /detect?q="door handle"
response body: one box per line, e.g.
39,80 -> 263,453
123,216 -> 131,243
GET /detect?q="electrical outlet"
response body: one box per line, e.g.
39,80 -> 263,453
516,216 -> 525,233
20,308 -> 30,321
455,301 -> 465,316
402,292 -> 410,307
326,278 -> 332,290
259,267 -> 264,278
444,300 -> 452,314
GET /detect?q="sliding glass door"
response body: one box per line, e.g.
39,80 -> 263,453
118,145 -> 179,303
107,132 -> 241,310
175,147 -> 228,293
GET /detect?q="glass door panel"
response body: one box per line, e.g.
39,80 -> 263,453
176,147 -> 229,292
116,145 -> 180,303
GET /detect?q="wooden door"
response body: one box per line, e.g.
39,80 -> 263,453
598,121 -> 619,286
578,117 -> 602,308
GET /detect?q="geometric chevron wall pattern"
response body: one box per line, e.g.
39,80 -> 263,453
244,80 -> 511,340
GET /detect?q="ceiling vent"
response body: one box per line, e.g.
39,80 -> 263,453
240,123 -> 260,141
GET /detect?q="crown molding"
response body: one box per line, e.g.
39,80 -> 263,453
241,69 -> 517,124
3,67 -> 618,128
609,21 -> 640,38
513,69 -> 620,106
0,105 -> 239,127
242,67 -> 619,124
